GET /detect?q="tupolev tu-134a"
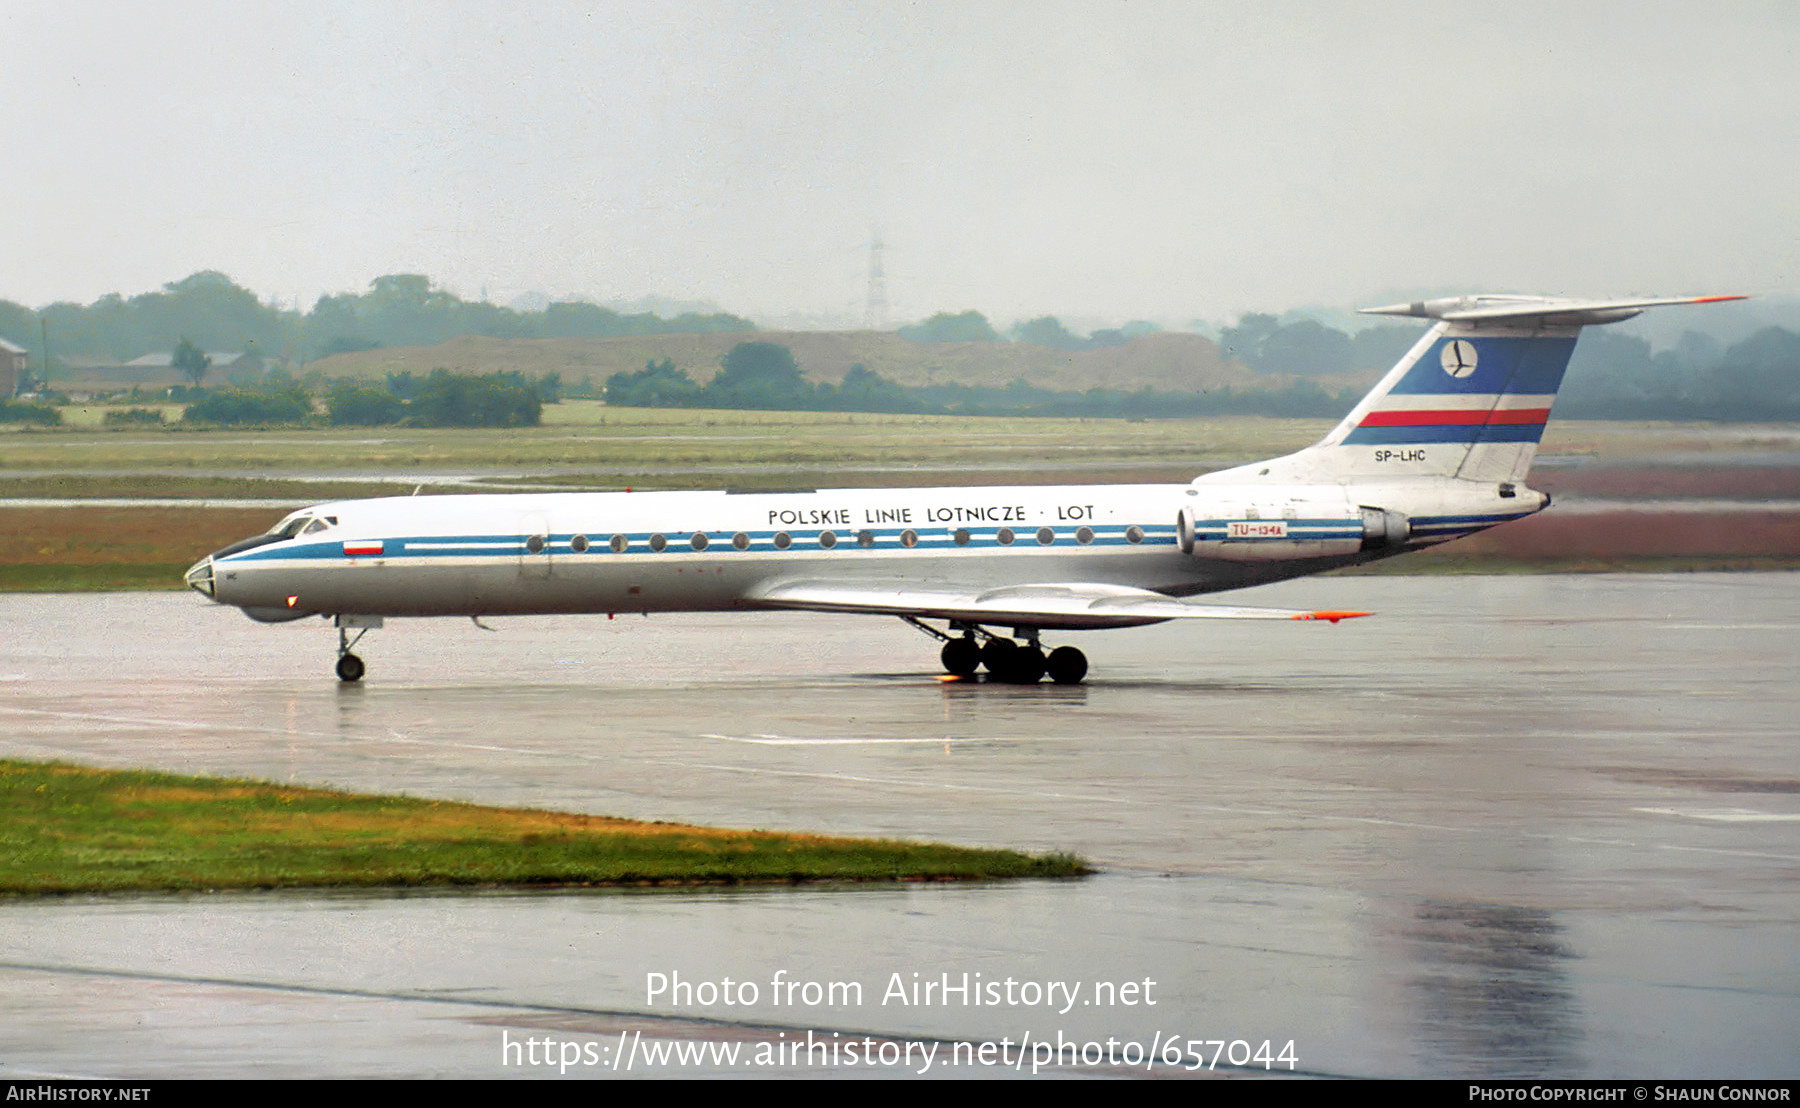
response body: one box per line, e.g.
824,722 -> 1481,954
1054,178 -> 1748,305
185,293 -> 1743,684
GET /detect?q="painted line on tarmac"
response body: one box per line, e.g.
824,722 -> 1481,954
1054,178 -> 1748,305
1632,807 -> 1800,823
0,704 -> 1130,805
0,705 -> 246,733
702,733 -> 1057,746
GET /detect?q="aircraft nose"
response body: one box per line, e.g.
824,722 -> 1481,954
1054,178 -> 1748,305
184,556 -> 215,598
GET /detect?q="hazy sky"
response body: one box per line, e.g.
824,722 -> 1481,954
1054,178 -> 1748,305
3,1 -> 1795,326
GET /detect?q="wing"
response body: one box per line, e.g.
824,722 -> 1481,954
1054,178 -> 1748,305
747,579 -> 1369,631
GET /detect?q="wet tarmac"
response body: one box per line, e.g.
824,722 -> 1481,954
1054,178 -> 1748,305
1,575 -> 1796,1078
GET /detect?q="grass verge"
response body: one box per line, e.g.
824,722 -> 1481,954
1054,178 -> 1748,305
0,507 -> 282,592
0,474 -> 427,500
0,760 -> 1090,894
0,563 -> 196,591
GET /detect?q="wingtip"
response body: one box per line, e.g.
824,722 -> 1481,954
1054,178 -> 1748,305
1292,610 -> 1373,623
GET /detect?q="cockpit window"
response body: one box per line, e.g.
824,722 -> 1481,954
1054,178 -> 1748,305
271,512 -> 335,539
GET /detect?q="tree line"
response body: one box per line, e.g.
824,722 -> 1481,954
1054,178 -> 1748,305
603,342 -> 1358,419
2,369 -> 547,428
0,271 -> 754,369
906,308 -> 1800,421
607,326 -> 1800,422
193,369 -> 546,427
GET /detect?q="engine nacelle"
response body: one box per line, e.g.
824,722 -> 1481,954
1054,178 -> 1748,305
1178,505 -> 1410,561
1357,506 -> 1411,551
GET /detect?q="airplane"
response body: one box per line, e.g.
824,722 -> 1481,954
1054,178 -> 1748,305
184,293 -> 1744,684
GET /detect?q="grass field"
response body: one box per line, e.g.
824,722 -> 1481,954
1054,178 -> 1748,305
0,506 -> 285,591
0,760 -> 1088,894
9,404 -> 1794,482
0,404 -> 1334,478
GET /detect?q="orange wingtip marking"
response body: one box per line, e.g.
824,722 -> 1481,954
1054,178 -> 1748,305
1690,295 -> 1748,304
1292,610 -> 1372,623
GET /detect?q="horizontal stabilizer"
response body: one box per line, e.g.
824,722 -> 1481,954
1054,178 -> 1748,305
750,579 -> 1370,630
1360,294 -> 1747,327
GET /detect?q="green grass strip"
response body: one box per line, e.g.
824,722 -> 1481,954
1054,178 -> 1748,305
0,564 -> 192,591
0,760 -> 1089,894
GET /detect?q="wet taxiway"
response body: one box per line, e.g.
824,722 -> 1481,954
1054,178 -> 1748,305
1,575 -> 1796,1078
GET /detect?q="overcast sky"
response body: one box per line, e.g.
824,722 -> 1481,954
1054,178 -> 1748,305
3,1 -> 1795,327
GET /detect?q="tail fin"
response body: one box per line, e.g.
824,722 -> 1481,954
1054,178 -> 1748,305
1206,294 -> 1746,486
1315,315 -> 1577,484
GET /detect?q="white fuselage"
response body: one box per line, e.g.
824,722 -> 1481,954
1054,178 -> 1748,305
199,476 -> 1541,624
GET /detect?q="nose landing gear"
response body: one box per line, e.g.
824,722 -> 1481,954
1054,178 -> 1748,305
333,616 -> 383,683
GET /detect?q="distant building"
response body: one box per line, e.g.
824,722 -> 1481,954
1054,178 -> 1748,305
124,350 -> 265,382
0,338 -> 24,398
53,350 -> 266,396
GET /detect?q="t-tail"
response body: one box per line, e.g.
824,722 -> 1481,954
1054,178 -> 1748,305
1203,294 -> 1746,488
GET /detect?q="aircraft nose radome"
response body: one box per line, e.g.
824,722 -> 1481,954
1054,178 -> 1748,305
184,557 -> 215,598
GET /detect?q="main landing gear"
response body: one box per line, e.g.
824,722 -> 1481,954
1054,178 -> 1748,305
906,618 -> 1088,685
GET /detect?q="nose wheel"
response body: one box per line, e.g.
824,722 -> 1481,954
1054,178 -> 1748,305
333,617 -> 382,683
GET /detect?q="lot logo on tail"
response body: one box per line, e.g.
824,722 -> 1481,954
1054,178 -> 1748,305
1440,340 -> 1477,378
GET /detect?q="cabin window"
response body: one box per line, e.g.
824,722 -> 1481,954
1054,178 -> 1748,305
1036,527 -> 1055,545
1076,526 -> 1094,545
996,528 -> 1014,546
899,529 -> 918,548
609,534 -> 628,553
732,532 -> 750,550
690,532 -> 709,551
649,533 -> 667,552
857,529 -> 875,548
952,528 -> 970,546
818,530 -> 838,549
773,531 -> 792,550
525,534 -> 546,554
570,534 -> 590,553
1125,525 -> 1144,544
